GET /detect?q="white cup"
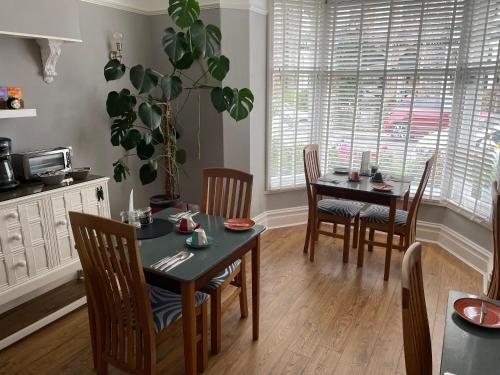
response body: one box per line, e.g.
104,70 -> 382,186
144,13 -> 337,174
193,228 -> 208,246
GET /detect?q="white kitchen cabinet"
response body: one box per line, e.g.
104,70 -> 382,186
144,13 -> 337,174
0,177 -> 109,306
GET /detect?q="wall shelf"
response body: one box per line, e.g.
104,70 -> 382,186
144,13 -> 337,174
0,109 -> 37,119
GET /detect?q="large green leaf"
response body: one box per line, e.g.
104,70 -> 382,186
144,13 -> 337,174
110,115 -> 134,146
106,89 -> 136,117
104,59 -> 126,81
211,87 -> 254,121
175,148 -> 187,165
225,87 -> 254,121
207,55 -> 229,81
210,87 -> 228,113
139,161 -> 158,185
137,138 -> 155,160
112,159 -> 130,182
130,65 -> 158,94
161,75 -> 183,100
168,0 -> 200,28
151,127 -> 165,145
138,102 -> 163,129
163,28 -> 188,63
170,53 -> 194,70
120,129 -> 142,150
189,21 -> 221,58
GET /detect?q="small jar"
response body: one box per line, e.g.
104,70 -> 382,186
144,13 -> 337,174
128,210 -> 142,228
120,210 -> 129,223
138,207 -> 153,226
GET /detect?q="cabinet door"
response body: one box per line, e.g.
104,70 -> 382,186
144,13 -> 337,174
50,191 -> 83,264
0,201 -> 52,288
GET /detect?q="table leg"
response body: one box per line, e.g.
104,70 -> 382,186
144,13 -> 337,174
252,235 -> 261,340
384,198 -> 397,281
181,281 -> 197,375
310,187 -> 318,262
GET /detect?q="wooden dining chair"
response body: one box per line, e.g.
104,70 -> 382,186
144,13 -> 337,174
357,153 -> 436,279
200,167 -> 252,354
488,181 -> 500,299
304,144 -> 364,262
401,242 -> 432,375
69,212 -> 209,375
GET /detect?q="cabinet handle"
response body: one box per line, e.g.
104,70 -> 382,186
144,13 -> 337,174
14,260 -> 26,268
10,234 -> 22,242
96,186 -> 104,202
6,212 -> 18,220
56,219 -> 68,226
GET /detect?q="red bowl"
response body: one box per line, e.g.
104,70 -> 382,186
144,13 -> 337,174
453,298 -> 500,328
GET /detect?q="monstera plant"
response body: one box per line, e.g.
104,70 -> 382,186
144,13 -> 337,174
104,0 -> 254,203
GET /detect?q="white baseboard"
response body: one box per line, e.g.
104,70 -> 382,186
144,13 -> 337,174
253,206 -> 492,292
0,296 -> 87,351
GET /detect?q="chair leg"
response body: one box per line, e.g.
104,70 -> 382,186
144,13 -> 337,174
343,220 -> 351,263
197,301 -> 209,373
315,218 -> 320,241
398,234 -> 404,251
368,228 -> 375,252
238,257 -> 249,319
333,223 -> 338,234
97,360 -> 108,375
357,221 -> 367,267
304,209 -> 312,254
352,215 -> 359,249
210,289 -> 222,354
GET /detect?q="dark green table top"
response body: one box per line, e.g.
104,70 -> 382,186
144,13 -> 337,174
440,290 -> 500,375
312,173 -> 412,199
139,208 -> 265,283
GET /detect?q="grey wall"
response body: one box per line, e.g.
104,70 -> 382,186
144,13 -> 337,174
0,2 -> 162,217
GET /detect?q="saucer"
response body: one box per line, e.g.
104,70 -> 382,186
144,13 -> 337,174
186,235 -> 214,249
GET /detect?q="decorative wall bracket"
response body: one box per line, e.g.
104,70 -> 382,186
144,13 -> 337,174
36,39 -> 64,84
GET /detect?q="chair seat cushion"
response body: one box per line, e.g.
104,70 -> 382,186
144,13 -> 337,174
317,199 -> 364,218
148,285 -> 209,333
205,259 -> 242,290
360,205 -> 408,226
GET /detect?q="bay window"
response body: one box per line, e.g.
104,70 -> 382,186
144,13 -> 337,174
268,0 -> 500,222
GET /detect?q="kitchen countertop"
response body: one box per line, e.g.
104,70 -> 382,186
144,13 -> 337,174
0,174 -> 107,203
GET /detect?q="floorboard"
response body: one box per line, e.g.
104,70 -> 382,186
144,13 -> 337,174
0,225 -> 482,375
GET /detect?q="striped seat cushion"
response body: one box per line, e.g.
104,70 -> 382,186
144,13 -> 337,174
205,259 -> 242,290
317,199 -> 364,218
148,285 -> 209,332
360,205 -> 408,226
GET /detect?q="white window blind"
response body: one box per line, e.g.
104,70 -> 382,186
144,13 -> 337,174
445,0 -> 500,220
269,0 -> 500,221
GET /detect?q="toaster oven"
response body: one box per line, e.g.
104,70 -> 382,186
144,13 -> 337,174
12,147 -> 72,181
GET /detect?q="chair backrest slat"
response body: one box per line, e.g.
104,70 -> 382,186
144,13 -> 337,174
406,153 -> 436,232
303,144 -> 321,207
401,242 -> 432,375
489,181 -> 500,299
69,212 -> 156,373
202,168 -> 253,219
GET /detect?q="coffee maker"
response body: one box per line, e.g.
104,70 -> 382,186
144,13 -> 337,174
0,138 -> 19,190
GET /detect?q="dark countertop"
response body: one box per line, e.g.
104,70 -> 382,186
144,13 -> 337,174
0,174 -> 108,203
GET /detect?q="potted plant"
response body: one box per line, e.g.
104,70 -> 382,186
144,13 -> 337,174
103,0 -> 254,208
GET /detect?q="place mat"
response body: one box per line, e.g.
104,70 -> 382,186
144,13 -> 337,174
136,218 -> 174,240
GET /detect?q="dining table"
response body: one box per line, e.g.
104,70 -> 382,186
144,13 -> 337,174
139,208 -> 265,375
310,173 -> 411,280
440,290 -> 500,375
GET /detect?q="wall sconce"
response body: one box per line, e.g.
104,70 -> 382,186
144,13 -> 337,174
109,31 -> 124,61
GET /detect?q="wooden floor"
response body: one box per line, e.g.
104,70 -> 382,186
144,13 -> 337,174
0,225 -> 482,375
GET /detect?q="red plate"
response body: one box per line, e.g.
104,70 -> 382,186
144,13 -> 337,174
224,218 -> 255,231
453,298 -> 500,328
371,183 -> 393,192
175,223 -> 200,234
